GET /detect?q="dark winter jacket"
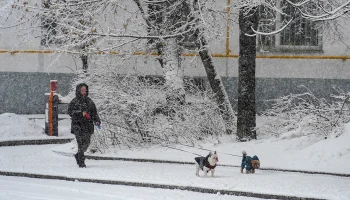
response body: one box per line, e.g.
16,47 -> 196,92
68,83 -> 100,135
195,155 -> 217,171
241,155 -> 259,170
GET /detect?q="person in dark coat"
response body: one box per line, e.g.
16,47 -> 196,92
68,83 -> 100,168
240,151 -> 260,174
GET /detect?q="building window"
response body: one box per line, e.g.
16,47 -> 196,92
257,0 -> 323,52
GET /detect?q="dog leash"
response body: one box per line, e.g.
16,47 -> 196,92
149,135 -> 242,158
176,143 -> 242,158
100,121 -> 242,158
162,145 -> 203,157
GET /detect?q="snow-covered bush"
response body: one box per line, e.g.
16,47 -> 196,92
72,56 -> 226,151
257,86 -> 350,138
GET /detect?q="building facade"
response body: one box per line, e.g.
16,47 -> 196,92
0,1 -> 349,114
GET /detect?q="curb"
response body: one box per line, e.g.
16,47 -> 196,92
87,156 -> 350,177
0,171 -> 325,200
0,138 -> 74,147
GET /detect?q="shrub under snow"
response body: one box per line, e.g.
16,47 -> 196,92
72,59 -> 227,152
257,86 -> 350,138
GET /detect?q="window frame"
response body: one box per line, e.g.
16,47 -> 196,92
257,1 -> 323,53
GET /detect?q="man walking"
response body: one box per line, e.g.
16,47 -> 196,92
68,83 -> 100,168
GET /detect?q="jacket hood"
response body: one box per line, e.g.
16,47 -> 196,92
75,83 -> 89,98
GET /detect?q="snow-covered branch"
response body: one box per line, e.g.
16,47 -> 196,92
236,0 -> 350,37
257,86 -> 350,138
88,27 -> 197,40
246,16 -> 294,36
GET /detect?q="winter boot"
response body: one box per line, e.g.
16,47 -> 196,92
74,153 -> 79,166
79,154 -> 86,168
75,153 -> 86,168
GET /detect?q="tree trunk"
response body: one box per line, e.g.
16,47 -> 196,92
198,37 -> 235,135
237,7 -> 259,141
138,0 -> 185,105
144,0 -> 164,68
191,0 -> 235,135
162,37 -> 185,105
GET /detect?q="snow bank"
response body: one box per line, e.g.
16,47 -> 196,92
0,113 -> 45,140
0,113 -> 73,141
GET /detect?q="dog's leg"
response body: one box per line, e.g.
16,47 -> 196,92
203,167 -> 208,177
195,163 -> 200,176
211,169 -> 215,177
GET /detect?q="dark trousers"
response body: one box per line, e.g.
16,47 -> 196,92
75,133 -> 92,155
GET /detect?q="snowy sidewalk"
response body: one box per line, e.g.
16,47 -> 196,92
0,176 -> 260,200
0,144 -> 349,200
2,113 -> 350,199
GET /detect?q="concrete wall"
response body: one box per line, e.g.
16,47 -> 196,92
2,71 -> 349,114
0,72 -> 75,114
221,77 -> 350,112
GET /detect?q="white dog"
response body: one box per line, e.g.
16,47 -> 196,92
195,151 -> 218,177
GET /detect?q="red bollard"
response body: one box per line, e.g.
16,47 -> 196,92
50,80 -> 58,92
45,80 -> 59,136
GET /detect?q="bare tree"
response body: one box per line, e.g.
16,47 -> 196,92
4,0 -> 236,141
126,0 -> 236,134
193,0 -> 236,135
233,0 -> 350,141
237,6 -> 259,141
124,0 -> 236,135
40,0 -> 99,72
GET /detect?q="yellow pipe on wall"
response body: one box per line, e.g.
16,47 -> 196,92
255,55 -> 350,61
1,0 -> 349,61
0,49 -> 349,60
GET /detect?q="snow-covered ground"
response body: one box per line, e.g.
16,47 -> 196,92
1,113 -> 350,199
0,175 -> 260,200
0,113 -> 73,141
0,144 -> 349,200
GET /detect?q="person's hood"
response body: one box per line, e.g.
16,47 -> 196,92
75,83 -> 89,98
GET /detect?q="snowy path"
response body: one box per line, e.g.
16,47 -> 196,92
0,145 -> 349,199
0,176 -> 259,200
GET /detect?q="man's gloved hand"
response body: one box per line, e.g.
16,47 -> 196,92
83,111 -> 91,120
240,168 -> 243,173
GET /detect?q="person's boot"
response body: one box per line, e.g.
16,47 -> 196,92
74,153 -> 79,166
79,154 -> 86,168
75,153 -> 85,168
